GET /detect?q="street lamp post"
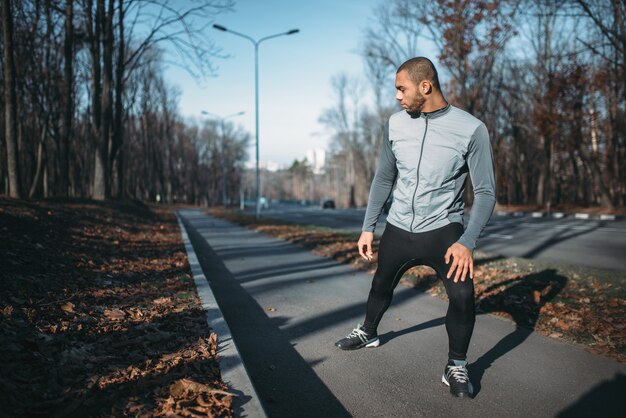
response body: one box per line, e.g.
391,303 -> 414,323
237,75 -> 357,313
201,110 -> 245,208
213,24 -> 299,219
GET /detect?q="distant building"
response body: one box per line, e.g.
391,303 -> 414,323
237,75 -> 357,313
305,148 -> 326,175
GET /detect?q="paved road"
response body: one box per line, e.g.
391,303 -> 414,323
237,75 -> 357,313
245,204 -> 626,272
179,209 -> 625,418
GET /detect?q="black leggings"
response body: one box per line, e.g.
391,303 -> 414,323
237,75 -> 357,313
364,222 -> 475,360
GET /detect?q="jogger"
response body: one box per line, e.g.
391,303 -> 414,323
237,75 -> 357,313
334,56 -> 496,399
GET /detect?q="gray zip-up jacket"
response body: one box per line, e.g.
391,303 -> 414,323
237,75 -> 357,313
362,105 -> 496,251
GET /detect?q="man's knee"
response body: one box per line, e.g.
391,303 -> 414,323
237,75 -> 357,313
449,284 -> 475,312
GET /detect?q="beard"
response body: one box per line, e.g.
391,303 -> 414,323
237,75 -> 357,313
406,92 -> 427,114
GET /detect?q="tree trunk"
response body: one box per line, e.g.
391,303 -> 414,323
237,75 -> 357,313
28,124 -> 47,198
100,0 -> 113,198
535,133 -> 551,206
58,0 -> 74,196
574,96 -> 614,209
579,148 -> 614,209
1,0 -> 21,198
113,0 -> 125,198
90,0 -> 105,199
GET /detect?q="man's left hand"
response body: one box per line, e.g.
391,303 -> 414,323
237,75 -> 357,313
445,243 -> 473,283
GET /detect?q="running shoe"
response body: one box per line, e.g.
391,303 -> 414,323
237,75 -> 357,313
442,359 -> 473,398
334,324 -> 380,350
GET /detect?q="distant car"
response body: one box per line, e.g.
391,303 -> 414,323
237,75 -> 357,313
322,199 -> 336,209
259,196 -> 270,209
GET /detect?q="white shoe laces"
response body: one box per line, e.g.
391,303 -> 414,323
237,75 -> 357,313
446,365 -> 469,384
346,324 -> 369,343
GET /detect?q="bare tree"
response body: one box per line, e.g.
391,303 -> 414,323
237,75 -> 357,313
81,0 -> 233,200
575,0 -> 625,206
337,0 -> 624,209
57,0 -> 74,196
320,74 -> 378,207
1,0 -> 20,197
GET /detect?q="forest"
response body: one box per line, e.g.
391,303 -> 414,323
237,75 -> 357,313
1,0 -> 624,210
0,0 -> 250,205
301,0 -> 625,210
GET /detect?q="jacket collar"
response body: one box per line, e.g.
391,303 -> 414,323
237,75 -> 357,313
421,104 -> 451,119
408,104 -> 451,119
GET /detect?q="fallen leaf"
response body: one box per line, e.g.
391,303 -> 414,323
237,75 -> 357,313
104,308 -> 126,320
533,290 -> 541,304
2,305 -> 15,316
556,319 -> 570,330
153,297 -> 170,305
61,302 -> 75,313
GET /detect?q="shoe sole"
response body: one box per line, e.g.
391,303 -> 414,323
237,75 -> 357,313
441,374 -> 473,398
336,338 -> 380,350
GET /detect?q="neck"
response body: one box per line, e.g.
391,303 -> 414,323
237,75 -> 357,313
421,94 -> 448,113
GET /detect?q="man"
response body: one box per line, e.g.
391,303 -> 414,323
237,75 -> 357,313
334,57 -> 496,398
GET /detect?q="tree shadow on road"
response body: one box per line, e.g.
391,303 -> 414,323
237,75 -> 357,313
468,269 -> 568,397
378,316 -> 446,345
182,215 -> 352,418
521,223 -> 601,259
554,372 -> 626,418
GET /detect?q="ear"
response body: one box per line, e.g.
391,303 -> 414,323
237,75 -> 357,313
420,81 -> 432,95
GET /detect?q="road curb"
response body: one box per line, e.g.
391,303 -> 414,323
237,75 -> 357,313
176,211 -> 267,418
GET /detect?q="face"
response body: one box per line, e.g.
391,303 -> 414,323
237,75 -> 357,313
395,70 -> 426,113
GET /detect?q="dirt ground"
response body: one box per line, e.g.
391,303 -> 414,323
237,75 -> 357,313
0,198 -> 233,418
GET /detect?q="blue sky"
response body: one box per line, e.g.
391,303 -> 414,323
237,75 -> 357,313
165,0 -> 383,167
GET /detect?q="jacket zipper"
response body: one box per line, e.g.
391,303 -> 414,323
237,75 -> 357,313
410,116 -> 428,231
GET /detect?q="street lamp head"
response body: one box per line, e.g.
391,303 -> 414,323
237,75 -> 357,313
213,24 -> 227,31
202,110 -> 245,120
287,29 -> 300,35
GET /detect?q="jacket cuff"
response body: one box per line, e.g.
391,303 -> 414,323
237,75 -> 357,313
456,236 -> 475,251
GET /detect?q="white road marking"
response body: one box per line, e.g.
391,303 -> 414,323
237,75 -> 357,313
519,222 -> 591,230
487,221 -> 626,234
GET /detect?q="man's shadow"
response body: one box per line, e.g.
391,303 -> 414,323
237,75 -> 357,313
468,269 -> 567,396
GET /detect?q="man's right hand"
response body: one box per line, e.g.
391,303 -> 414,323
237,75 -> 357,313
358,231 -> 375,261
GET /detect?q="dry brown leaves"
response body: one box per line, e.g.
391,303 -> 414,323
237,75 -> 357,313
0,199 -> 233,417
210,208 -> 625,363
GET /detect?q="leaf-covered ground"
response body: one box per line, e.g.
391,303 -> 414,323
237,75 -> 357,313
208,208 -> 625,363
0,199 -> 233,418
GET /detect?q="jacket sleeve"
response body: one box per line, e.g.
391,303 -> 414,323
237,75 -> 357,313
362,123 -> 398,233
457,123 -> 496,250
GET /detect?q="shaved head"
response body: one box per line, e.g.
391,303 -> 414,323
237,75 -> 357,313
397,57 -> 441,92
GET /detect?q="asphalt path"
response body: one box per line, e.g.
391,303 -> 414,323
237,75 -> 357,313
179,209 -> 625,418
244,204 -> 626,272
